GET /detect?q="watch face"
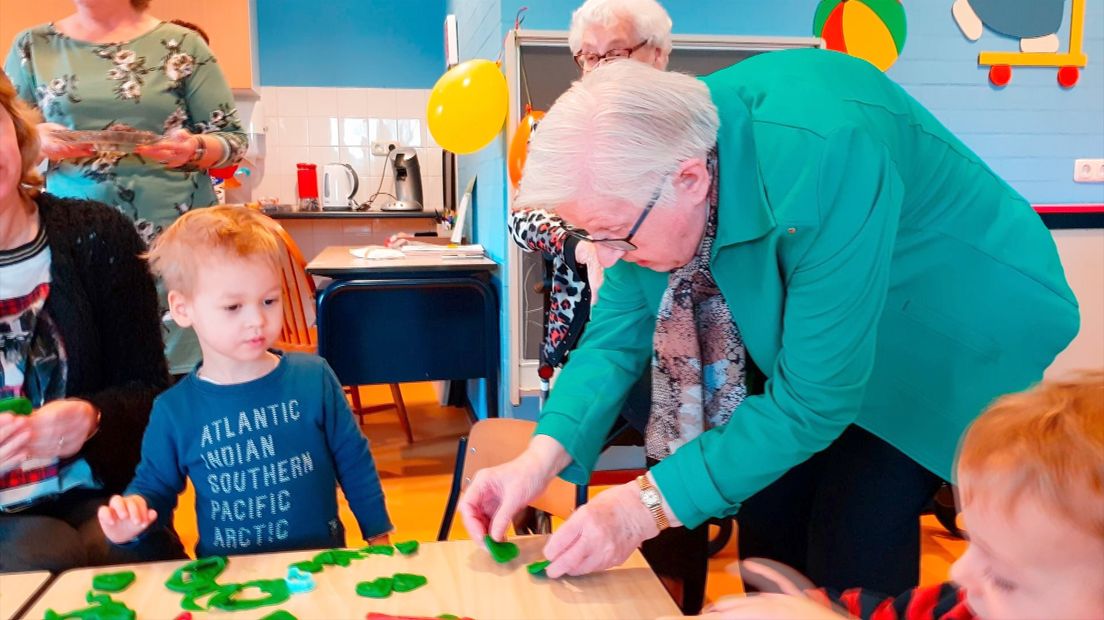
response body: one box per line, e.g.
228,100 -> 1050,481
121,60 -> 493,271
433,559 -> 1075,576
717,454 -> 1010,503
642,488 -> 660,505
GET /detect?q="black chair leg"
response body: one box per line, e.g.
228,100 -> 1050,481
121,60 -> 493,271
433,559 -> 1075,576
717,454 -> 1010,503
575,484 -> 589,507
437,435 -> 469,541
708,517 -> 734,557
932,483 -> 964,539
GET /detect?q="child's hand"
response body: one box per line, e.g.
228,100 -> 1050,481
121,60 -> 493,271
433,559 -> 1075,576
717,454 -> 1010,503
97,494 -> 157,544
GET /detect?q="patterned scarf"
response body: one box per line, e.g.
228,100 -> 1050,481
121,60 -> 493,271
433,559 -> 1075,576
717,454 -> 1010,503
646,153 -> 748,460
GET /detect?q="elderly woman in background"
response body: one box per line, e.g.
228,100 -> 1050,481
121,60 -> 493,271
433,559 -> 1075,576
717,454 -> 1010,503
460,52 -> 1079,612
0,71 -> 184,571
507,0 -> 672,360
4,0 -> 247,375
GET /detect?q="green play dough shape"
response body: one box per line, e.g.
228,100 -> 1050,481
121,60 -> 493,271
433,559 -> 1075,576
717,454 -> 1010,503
180,590 -> 211,612
165,556 -> 228,594
483,535 -> 519,563
526,560 -> 551,577
356,576 -> 394,598
260,611 -> 299,620
438,615 -> 460,619
0,396 -> 32,415
392,572 -> 428,593
394,540 -> 420,555
360,544 -> 395,556
45,592 -> 136,620
289,560 -> 323,573
206,579 -> 291,611
313,548 -> 363,567
92,571 -> 136,592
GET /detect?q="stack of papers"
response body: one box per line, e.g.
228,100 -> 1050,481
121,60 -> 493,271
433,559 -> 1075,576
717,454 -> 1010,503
400,242 -> 485,257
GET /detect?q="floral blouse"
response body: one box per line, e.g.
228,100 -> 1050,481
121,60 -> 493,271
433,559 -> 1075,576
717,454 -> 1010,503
4,22 -> 247,245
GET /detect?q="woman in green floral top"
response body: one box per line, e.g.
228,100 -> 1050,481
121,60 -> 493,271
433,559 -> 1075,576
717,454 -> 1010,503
4,0 -> 248,374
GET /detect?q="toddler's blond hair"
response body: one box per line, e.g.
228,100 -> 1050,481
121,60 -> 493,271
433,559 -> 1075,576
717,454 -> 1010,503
146,206 -> 283,294
957,370 -> 1104,539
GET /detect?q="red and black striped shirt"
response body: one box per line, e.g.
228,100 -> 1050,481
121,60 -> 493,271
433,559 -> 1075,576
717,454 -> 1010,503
819,582 -> 975,620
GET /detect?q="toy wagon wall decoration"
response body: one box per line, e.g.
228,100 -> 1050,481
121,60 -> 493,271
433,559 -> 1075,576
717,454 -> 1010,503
952,0 -> 1089,88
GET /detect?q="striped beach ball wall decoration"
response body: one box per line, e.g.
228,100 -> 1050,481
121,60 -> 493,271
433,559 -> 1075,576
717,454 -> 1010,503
813,0 -> 908,71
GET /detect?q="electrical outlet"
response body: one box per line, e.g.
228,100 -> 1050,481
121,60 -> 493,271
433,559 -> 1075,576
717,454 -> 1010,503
371,141 -> 401,156
1073,158 -> 1104,183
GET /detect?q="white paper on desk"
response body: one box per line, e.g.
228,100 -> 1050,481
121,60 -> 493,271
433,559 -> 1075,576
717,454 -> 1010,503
400,242 -> 485,256
349,246 -> 406,260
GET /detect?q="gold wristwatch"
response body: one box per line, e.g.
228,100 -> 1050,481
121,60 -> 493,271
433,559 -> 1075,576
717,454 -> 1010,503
636,475 -> 670,531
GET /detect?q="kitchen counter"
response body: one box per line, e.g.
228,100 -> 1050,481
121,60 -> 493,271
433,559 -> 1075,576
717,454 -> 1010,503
265,208 -> 441,260
266,209 -> 439,219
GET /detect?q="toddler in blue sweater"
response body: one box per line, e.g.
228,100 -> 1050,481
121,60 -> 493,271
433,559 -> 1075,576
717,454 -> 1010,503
97,206 -> 392,557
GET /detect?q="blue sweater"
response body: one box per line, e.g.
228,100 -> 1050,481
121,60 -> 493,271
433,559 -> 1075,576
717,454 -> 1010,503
126,352 -> 392,557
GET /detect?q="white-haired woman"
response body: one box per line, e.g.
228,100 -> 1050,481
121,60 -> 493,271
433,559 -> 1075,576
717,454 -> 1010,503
460,53 -> 1079,608
4,0 -> 247,376
506,0 -> 671,376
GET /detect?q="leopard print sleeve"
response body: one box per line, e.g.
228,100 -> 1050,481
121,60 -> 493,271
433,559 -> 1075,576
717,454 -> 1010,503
508,208 -> 591,368
509,208 -> 570,255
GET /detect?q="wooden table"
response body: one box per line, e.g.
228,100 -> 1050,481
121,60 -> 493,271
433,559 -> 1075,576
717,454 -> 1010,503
25,537 -> 679,619
306,245 -> 497,278
307,246 -> 501,418
0,571 -> 51,620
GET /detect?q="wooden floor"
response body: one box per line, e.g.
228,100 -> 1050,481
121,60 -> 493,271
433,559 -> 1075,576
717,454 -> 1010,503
174,382 -> 966,605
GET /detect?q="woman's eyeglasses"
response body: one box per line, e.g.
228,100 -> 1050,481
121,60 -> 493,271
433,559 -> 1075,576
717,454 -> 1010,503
566,178 -> 665,252
573,40 -> 649,72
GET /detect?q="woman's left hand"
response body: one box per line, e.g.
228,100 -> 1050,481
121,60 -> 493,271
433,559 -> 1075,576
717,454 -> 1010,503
542,481 -> 659,578
136,128 -> 199,168
22,399 -> 99,460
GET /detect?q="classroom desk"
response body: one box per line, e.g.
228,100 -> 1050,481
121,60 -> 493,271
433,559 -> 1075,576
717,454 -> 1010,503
0,571 -> 51,620
307,246 -> 501,418
306,245 -> 498,277
25,537 -> 680,619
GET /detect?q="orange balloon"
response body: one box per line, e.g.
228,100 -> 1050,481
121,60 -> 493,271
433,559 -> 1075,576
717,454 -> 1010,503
508,109 -> 545,188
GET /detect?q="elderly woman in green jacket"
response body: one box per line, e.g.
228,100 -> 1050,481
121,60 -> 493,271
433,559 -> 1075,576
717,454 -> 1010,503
460,49 -> 1078,607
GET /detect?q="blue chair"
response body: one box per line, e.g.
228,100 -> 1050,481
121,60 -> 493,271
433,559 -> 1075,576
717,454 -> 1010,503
315,276 -> 500,420
269,221 -> 412,441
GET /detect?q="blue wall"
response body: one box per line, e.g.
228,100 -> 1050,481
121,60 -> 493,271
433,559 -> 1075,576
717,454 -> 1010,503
448,0 -> 506,419
503,0 -> 812,37
256,0 -> 447,88
887,2 -> 1103,205
503,0 -> 1103,204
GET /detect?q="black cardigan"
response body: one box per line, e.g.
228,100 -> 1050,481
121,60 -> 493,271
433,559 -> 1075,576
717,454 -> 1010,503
37,193 -> 170,494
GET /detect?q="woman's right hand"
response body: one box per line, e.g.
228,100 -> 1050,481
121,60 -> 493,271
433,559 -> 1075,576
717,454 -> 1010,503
97,494 -> 157,544
458,435 -> 571,541
37,122 -> 94,161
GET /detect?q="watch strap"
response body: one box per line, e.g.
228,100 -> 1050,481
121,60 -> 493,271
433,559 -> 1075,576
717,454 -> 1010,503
636,475 -> 670,531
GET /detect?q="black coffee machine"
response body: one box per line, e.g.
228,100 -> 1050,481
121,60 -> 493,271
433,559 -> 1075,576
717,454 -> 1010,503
382,147 -> 423,211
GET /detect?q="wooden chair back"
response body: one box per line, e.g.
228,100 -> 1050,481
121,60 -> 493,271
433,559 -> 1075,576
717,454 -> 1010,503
460,418 -> 578,520
264,217 -> 317,353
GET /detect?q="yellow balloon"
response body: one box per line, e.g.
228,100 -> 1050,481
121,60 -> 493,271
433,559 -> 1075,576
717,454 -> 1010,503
427,59 -> 508,155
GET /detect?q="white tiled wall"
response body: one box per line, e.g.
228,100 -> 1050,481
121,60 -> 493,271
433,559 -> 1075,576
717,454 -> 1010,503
247,87 -> 445,212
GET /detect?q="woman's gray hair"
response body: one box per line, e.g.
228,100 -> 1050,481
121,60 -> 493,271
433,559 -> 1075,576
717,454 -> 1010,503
567,0 -> 673,55
515,61 -> 719,213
